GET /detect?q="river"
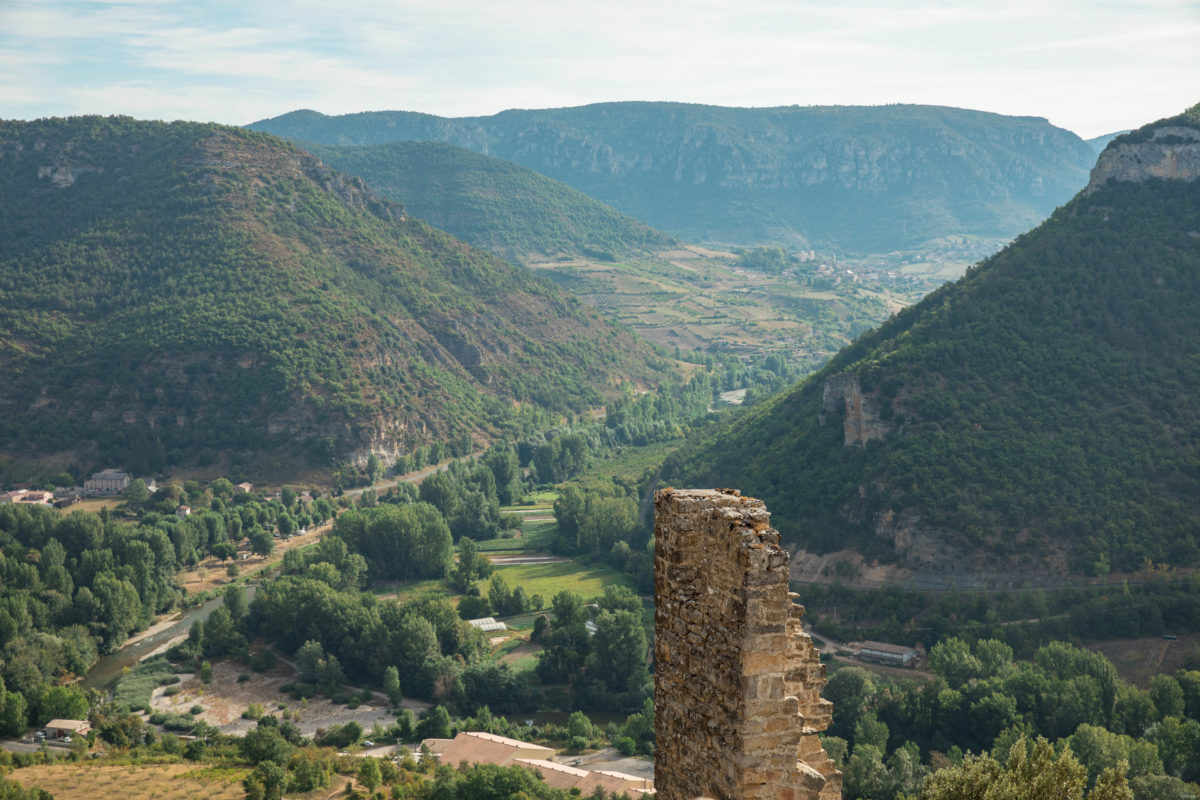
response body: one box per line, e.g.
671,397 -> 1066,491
83,586 -> 256,690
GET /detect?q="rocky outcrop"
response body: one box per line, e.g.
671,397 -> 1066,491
654,489 -> 840,800
820,374 -> 892,447
1086,124 -> 1200,194
37,164 -> 101,187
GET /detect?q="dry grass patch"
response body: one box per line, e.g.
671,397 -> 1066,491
11,763 -> 248,800
1089,634 -> 1200,689
176,522 -> 331,594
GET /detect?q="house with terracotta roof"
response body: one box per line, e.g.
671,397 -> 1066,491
578,768 -> 655,796
513,759 -> 592,790
16,490 -> 54,505
513,759 -> 654,795
433,731 -> 556,767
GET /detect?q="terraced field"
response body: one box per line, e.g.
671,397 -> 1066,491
527,244 -> 956,373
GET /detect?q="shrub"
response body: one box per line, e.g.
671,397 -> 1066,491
250,650 -> 277,672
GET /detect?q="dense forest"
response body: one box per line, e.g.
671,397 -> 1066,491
297,140 -> 676,262
0,117 -> 669,472
666,108 -> 1200,575
825,638 -> 1200,799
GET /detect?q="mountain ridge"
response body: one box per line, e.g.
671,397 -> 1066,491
249,102 -> 1099,252
663,105 -> 1200,582
0,116 -> 666,475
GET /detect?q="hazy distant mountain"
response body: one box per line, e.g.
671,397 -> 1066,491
0,117 -> 665,473
299,140 -> 675,262
1086,130 -> 1132,153
250,102 -> 1098,252
664,105 -> 1200,582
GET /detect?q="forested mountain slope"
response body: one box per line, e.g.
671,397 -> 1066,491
250,103 -> 1098,251
664,105 -> 1200,578
299,140 -> 675,262
0,117 -> 665,473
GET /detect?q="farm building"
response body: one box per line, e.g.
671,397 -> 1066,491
857,640 -> 920,667
45,719 -> 90,740
467,617 -> 507,633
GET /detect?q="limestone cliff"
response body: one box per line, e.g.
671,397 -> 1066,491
1086,122 -> 1200,194
820,374 -> 893,447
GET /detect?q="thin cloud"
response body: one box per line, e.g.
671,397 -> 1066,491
0,0 -> 1197,136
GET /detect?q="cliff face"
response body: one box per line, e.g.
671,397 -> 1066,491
1086,124 -> 1200,193
820,375 -> 894,447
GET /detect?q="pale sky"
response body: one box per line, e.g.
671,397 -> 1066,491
1,0 -> 1197,139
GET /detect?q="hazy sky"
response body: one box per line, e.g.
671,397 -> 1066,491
1,0 -> 1197,138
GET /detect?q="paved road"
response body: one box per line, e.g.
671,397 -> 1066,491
488,554 -> 571,565
0,738 -> 70,754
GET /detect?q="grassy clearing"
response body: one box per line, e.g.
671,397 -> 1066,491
112,657 -> 179,711
1088,634 -> 1200,689
492,559 -> 631,601
12,763 -> 248,800
376,555 -> 628,606
374,577 -> 449,604
517,490 -> 559,505
578,439 -> 683,484
56,498 -> 121,516
475,526 -> 556,553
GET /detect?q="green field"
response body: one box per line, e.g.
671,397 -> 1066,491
577,438 -> 683,484
473,526 -> 555,553
491,559 -> 632,601
376,555 -> 630,606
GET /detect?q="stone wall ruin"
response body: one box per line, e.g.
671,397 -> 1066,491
654,488 -> 841,800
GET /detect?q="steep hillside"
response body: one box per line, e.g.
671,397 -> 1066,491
665,105 -> 1200,580
250,103 -> 1097,252
299,140 -> 675,262
0,117 -> 665,473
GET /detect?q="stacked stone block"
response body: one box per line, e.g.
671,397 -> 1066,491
654,488 -> 841,800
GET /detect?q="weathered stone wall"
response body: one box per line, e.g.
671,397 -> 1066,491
654,488 -> 841,800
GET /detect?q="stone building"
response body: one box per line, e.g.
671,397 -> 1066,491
654,488 -> 841,800
84,468 -> 130,494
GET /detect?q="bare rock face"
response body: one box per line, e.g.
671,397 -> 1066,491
654,488 -> 841,800
820,374 -> 891,447
1086,125 -> 1200,194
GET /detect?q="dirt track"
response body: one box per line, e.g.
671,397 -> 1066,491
148,658 -> 419,738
